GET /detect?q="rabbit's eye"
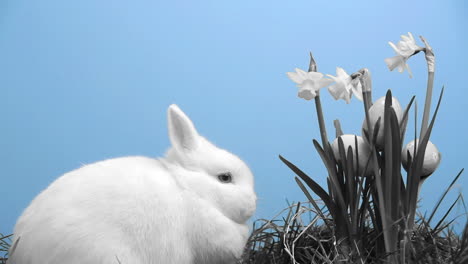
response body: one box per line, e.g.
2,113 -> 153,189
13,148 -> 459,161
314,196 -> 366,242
217,172 -> 232,183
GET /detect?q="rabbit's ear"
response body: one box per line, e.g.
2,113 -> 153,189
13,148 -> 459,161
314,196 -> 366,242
168,104 -> 200,152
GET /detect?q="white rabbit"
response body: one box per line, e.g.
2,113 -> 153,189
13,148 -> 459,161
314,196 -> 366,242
8,104 -> 256,264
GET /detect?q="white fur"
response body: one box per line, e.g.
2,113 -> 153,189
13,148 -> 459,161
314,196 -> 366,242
8,104 -> 256,264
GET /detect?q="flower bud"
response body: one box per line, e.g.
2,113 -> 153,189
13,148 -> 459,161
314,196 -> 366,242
331,134 -> 372,176
359,68 -> 372,92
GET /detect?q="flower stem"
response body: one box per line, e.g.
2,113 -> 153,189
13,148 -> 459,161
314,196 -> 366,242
314,92 -> 328,147
362,91 -> 373,139
309,52 -> 328,147
356,69 -> 374,143
420,71 -> 434,139
419,35 -> 435,140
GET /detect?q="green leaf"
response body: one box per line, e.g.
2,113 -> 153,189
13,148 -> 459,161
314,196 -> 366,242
389,107 -> 403,222
407,87 -> 445,226
313,140 -> 347,216
383,90 -> 394,218
294,177 -> 333,232
312,140 -> 352,238
337,137 -> 348,192
346,146 -> 358,234
432,194 -> 461,235
427,168 -> 464,225
400,96 -> 415,144
345,146 -> 354,205
279,155 -> 336,216
381,90 -> 400,253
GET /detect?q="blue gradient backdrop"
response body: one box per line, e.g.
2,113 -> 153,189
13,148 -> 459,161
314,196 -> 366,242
1,0 -> 467,235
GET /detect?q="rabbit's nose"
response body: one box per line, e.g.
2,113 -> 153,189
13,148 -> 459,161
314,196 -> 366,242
242,194 -> 257,220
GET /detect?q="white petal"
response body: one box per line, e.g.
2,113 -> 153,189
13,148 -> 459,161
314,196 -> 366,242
388,41 -> 400,54
336,67 -> 349,79
400,32 -> 420,54
401,35 -> 411,43
345,93 -> 351,104
397,63 -> 405,73
406,63 -> 413,78
298,88 -> 315,100
286,72 -> 303,84
399,49 -> 414,57
295,68 -> 308,79
327,82 -> 348,101
326,74 -> 338,82
317,78 -> 333,88
327,84 -> 342,100
409,41 -> 421,52
384,56 -> 405,71
351,83 -> 363,101
307,71 -> 324,80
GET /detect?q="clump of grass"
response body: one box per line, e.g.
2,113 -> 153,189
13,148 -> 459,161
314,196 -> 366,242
241,199 -> 468,263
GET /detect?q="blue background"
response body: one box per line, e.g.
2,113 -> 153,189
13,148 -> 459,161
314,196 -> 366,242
1,0 -> 467,235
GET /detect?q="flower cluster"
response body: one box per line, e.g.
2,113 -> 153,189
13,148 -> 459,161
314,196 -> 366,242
287,66 -> 363,103
288,32 -> 433,102
285,31 -> 441,180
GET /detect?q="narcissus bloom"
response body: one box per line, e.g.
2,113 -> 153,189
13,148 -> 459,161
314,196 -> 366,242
384,32 -> 422,78
286,68 -> 333,100
327,67 -> 363,103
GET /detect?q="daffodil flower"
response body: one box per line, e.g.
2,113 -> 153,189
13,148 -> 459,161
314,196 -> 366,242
326,67 -> 363,103
384,32 -> 422,78
286,68 -> 333,100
